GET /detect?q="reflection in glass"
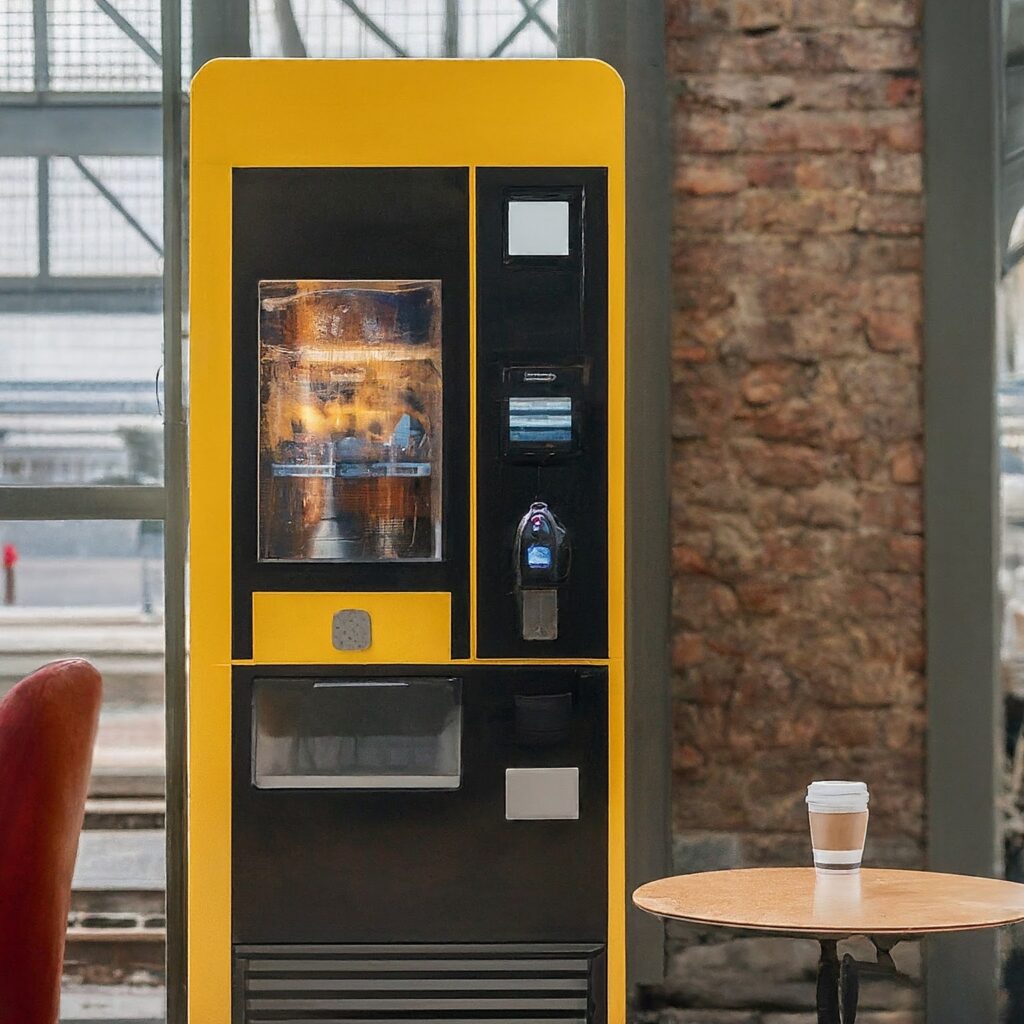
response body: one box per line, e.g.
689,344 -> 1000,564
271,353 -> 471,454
258,280 -> 443,562
252,677 -> 461,789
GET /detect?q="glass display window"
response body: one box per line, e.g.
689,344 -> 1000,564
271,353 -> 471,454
258,279 -> 443,562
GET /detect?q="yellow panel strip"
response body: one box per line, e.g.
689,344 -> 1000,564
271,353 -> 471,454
608,660 -> 626,1023
606,99 -> 628,1024
187,154 -> 233,1024
251,591 -> 452,664
469,166 -> 478,659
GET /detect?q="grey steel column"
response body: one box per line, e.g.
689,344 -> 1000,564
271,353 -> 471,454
560,0 -> 674,990
924,0 -> 1003,1019
161,0 -> 187,1020
191,0 -> 250,71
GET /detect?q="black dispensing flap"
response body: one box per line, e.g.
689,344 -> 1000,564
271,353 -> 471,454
515,692 -> 574,747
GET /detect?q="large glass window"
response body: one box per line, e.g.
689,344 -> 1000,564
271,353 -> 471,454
249,0 -> 557,58
1,2 -> 561,1021
0,0 -> 172,1017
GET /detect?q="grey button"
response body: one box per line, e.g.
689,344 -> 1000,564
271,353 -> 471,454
332,609 -> 372,651
505,767 -> 579,820
520,588 -> 558,641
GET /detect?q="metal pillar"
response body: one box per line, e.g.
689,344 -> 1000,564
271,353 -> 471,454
559,0 -> 674,991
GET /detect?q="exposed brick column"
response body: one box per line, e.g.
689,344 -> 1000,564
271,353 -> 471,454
660,0 -> 924,966
653,1 -> 925,1015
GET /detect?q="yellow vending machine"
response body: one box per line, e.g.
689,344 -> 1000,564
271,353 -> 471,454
188,59 -> 625,1024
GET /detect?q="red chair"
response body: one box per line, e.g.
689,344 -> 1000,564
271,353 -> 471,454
0,659 -> 102,1024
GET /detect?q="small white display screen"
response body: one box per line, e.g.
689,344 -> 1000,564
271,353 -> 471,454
508,396 -> 573,445
507,200 -> 570,256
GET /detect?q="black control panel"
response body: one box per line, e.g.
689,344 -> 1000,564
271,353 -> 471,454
476,168 -> 609,659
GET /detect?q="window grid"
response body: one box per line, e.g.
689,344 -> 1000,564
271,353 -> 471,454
249,0 -> 557,58
0,0 -> 35,91
49,156 -> 163,277
0,158 -> 39,275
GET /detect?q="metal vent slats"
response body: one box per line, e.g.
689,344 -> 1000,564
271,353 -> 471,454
235,943 -> 605,1023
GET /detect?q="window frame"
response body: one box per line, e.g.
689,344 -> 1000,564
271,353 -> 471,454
0,3 -> 186,1023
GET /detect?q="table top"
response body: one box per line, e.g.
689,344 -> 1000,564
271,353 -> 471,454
632,868 -> 1024,939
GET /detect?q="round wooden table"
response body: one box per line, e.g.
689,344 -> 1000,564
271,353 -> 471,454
634,868 -> 1024,1023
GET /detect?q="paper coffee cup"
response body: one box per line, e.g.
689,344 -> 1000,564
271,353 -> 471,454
806,780 -> 869,875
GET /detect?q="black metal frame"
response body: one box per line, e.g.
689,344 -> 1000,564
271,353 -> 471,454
476,167 -> 609,660
814,937 -> 912,1024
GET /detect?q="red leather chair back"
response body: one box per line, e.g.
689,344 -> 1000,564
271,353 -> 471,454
0,659 -> 102,1024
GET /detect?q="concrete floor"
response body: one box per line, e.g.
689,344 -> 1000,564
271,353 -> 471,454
73,830 -> 165,891
60,984 -> 164,1023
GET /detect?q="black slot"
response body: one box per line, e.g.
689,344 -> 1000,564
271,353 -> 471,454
515,692 -> 574,747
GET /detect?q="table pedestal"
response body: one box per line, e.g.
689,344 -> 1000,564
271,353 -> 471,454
816,937 -> 906,1024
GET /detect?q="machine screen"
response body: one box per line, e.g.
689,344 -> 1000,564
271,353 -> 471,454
257,279 -> 443,563
508,396 -> 573,445
527,544 -> 553,569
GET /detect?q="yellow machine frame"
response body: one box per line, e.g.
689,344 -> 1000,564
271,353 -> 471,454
188,58 -> 625,1022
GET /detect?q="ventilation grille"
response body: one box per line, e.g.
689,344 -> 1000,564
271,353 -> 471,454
234,943 -> 606,1024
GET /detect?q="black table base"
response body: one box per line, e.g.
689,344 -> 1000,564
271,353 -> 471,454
816,937 -> 906,1024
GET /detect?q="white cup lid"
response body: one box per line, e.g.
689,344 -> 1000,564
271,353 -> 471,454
806,780 -> 869,812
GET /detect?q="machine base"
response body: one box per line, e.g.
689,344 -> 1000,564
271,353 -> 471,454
233,942 -> 607,1023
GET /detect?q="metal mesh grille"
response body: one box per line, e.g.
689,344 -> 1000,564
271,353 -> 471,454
249,0 -> 557,58
235,944 -> 602,1023
0,159 -> 39,275
48,0 -> 163,92
49,156 -> 163,276
459,0 -> 558,57
250,0 -> 446,57
0,0 -> 35,91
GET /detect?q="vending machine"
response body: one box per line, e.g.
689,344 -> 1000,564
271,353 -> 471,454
188,59 -> 625,1023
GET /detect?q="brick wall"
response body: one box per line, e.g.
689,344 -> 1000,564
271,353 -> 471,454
650,0 -> 925,1018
